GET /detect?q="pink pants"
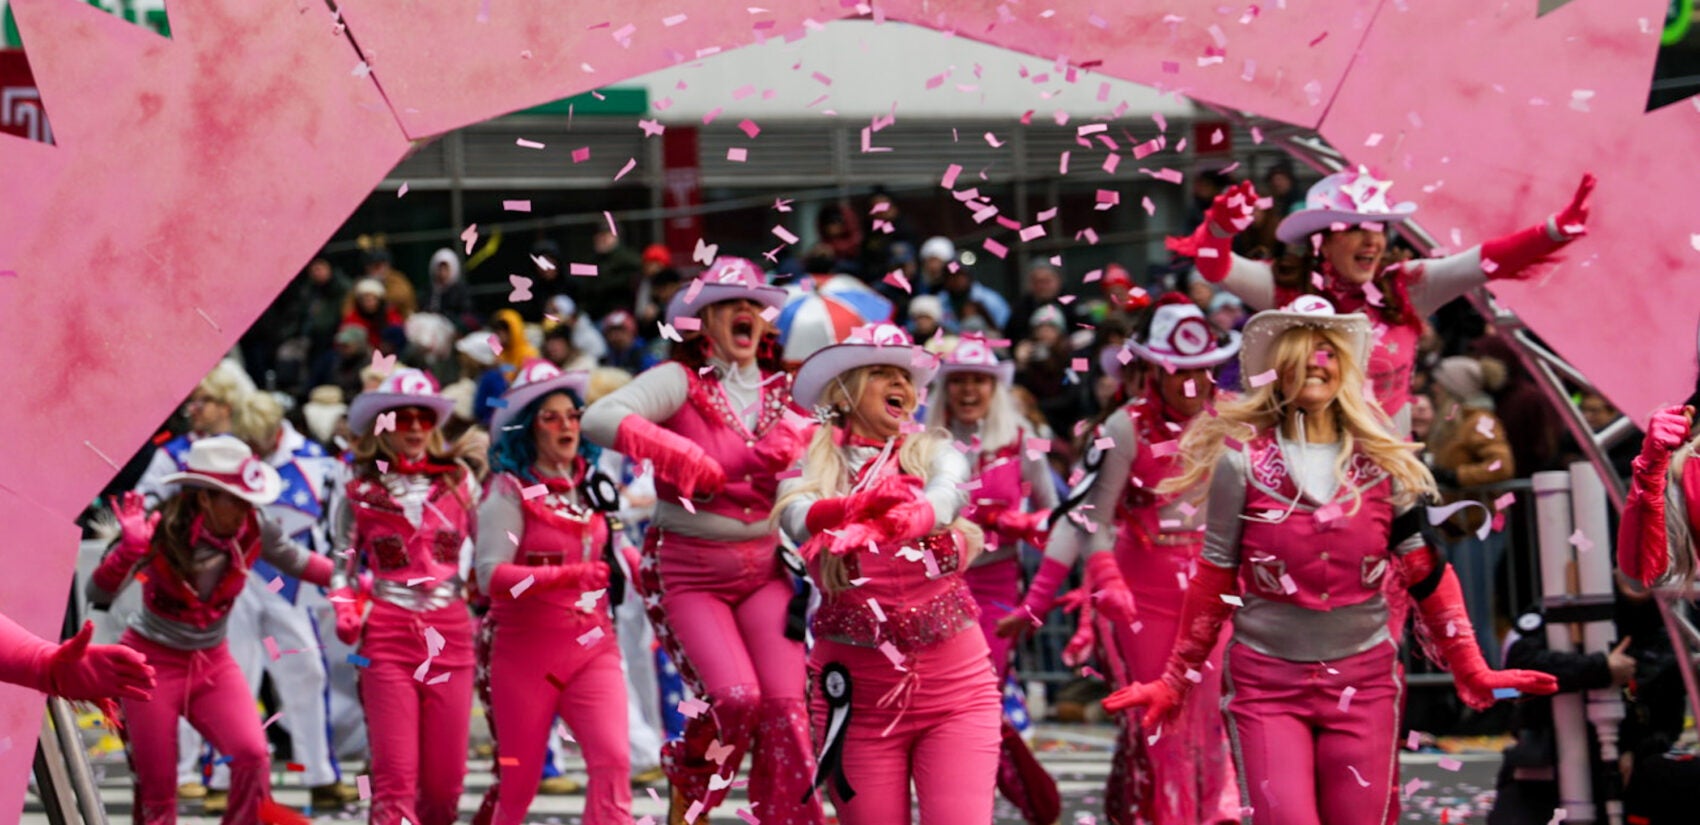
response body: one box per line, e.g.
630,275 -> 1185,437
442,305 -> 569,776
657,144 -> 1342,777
358,601 -> 475,825
1107,540 -> 1240,825
1221,639 -> 1402,825
640,529 -> 820,824
119,631 -> 270,825
965,555 -> 1061,825
809,630 -> 1001,825
475,612 -> 631,825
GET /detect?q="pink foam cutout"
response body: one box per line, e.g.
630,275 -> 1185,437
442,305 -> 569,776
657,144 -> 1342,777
1,0 -> 1693,817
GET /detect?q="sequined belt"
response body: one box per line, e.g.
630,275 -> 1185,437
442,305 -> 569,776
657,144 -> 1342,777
815,582 -> 979,653
372,576 -> 463,612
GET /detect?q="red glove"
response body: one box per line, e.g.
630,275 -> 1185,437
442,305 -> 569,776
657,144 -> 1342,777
1084,553 -> 1137,625
869,496 -> 937,546
1619,405 -> 1694,585
1102,561 -> 1238,728
1414,560 -> 1559,709
1478,173 -> 1595,281
613,416 -> 726,501
751,419 -> 809,500
806,474 -> 922,534
90,493 -> 158,594
997,557 -> 1074,638
486,562 -> 611,598
994,508 -> 1051,547
1164,181 -> 1258,282
330,587 -> 365,646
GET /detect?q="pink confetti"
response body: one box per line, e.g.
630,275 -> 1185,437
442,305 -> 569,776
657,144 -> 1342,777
737,118 -> 760,139
983,238 -> 1008,259
941,163 -> 962,189
1347,764 -> 1370,787
357,775 -> 371,800
264,637 -> 281,660
878,641 -> 907,670
1019,224 -> 1046,242
577,626 -> 605,647
460,224 -> 479,255
614,158 -> 636,181
1569,528 -> 1594,552
678,697 -> 710,718
503,200 -> 531,212
571,147 -> 591,163
266,577 -> 285,593
509,575 -> 535,598
1407,730 -> 1422,751
772,225 -> 799,245
1248,369 -> 1278,388
679,497 -> 696,513
1438,757 -> 1463,771
516,138 -> 545,149
727,147 -> 748,162
397,182 -> 409,198
1337,685 -> 1357,712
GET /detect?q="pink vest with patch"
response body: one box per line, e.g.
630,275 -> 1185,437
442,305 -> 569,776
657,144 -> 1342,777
654,369 -> 792,524
140,514 -> 262,629
493,473 -> 612,628
1235,431 -> 1395,612
347,472 -> 475,587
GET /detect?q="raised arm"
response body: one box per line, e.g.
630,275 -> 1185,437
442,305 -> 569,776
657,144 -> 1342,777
1619,407 -> 1695,586
256,516 -> 334,587
581,362 -> 725,500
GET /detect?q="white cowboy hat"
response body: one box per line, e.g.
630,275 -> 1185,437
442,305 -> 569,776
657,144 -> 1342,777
664,257 -> 788,324
793,323 -> 940,411
161,435 -> 282,505
347,368 -> 455,435
491,359 -> 590,435
1239,296 -> 1372,382
1124,301 -> 1242,370
1275,167 -> 1417,244
935,335 -> 1014,385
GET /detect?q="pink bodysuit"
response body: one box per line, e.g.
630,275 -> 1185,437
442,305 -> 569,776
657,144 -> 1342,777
471,470 -> 630,825
335,468 -> 478,825
780,437 -> 1002,825
87,512 -> 333,825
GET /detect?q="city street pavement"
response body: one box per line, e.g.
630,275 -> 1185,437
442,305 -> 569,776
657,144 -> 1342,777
21,721 -> 1506,823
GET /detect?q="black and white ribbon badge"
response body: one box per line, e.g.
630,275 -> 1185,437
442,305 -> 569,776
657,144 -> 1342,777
804,663 -> 855,804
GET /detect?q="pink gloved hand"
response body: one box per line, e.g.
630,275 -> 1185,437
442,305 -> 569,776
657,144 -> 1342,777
1479,173 -> 1596,281
613,416 -> 726,501
1061,612 -> 1097,668
111,492 -> 159,547
1618,405 -> 1694,584
1416,564 -> 1559,709
1104,561 -> 1240,726
45,621 -> 155,701
994,508 -> 1052,547
996,557 -> 1073,639
807,474 -> 923,534
330,588 -> 364,646
90,493 -> 159,594
487,562 -> 610,598
1085,552 -> 1137,625
1102,679 -> 1186,730
1164,181 -> 1259,282
1552,172 -> 1596,239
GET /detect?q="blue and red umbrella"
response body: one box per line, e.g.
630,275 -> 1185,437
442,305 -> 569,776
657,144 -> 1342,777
777,275 -> 896,363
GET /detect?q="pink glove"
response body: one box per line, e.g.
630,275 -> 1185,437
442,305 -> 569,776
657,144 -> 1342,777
0,618 -> 156,701
613,416 -> 726,501
993,508 -> 1051,547
46,622 -> 155,701
1084,553 -> 1137,625
1619,405 -> 1694,584
330,588 -> 364,646
1103,561 -> 1239,727
486,562 -> 610,598
751,419 -> 809,500
997,557 -> 1072,638
1478,173 -> 1595,281
90,493 -> 158,594
868,496 -> 937,546
1061,610 -> 1097,668
807,474 -> 921,534
1415,561 -> 1559,709
1164,181 -> 1258,282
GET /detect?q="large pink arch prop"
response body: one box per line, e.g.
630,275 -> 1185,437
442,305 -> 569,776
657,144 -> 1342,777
1,0 -> 1691,817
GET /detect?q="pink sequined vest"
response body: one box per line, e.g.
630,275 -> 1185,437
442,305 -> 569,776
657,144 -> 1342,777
1236,430 -> 1394,612
491,472 -> 611,627
654,368 -> 793,524
346,472 -> 475,587
140,513 -> 262,629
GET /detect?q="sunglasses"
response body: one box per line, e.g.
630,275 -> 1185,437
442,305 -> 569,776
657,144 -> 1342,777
536,409 -> 582,430
393,408 -> 438,432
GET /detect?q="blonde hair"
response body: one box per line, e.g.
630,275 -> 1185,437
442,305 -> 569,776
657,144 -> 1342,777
924,371 -> 1021,453
1160,326 -> 1435,513
587,366 -> 634,405
197,359 -> 256,406
231,393 -> 285,457
772,365 -> 981,592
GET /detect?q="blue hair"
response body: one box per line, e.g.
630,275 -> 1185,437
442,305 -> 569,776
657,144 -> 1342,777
486,389 -> 602,485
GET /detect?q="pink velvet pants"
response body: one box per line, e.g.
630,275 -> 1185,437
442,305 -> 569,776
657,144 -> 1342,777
638,528 -> 821,824
120,631 -> 270,825
1106,539 -> 1240,825
808,630 -> 1002,825
474,610 -> 631,825
358,601 -> 475,825
1221,639 -> 1402,825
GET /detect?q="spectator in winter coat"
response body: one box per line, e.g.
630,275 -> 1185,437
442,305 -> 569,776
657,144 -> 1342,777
425,248 -> 475,330
341,278 -> 403,352
1006,258 -> 1068,344
360,248 -> 417,319
599,310 -> 657,374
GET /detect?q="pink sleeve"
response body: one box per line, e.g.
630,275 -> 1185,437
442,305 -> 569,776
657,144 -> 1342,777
1618,454 -> 1671,586
0,613 -> 55,694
